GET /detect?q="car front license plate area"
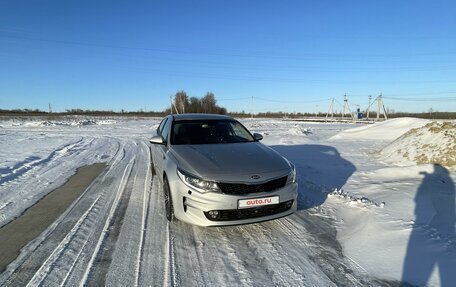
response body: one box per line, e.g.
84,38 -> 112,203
238,196 -> 279,209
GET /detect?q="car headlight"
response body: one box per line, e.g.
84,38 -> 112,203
286,163 -> 296,185
177,169 -> 221,193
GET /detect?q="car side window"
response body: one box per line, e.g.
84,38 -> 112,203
161,120 -> 171,144
158,118 -> 168,135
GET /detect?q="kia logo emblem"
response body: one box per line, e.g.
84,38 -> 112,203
251,175 -> 261,180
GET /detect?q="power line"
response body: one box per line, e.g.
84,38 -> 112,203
2,34 -> 456,60
348,91 -> 456,97
217,97 -> 251,101
4,40 -> 456,72
253,97 -> 330,103
385,91 -> 456,97
89,66 -> 456,84
383,96 -> 456,102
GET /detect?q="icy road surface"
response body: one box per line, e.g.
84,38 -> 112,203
1,116 -> 453,286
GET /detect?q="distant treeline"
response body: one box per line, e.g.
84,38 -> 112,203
0,108 -> 48,115
233,111 -> 456,119
1,102 -> 455,120
0,109 -> 167,117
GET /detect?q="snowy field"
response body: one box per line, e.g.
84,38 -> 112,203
0,116 -> 455,286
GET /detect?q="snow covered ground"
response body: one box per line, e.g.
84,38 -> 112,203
0,116 -> 455,286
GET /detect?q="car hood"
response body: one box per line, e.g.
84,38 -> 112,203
170,142 -> 291,183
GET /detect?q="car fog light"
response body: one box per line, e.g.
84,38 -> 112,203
207,210 -> 220,219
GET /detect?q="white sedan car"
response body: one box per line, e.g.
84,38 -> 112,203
149,114 -> 298,226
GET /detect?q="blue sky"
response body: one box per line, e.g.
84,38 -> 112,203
1,0 -> 456,113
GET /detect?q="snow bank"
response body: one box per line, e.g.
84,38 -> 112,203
22,119 -> 116,127
381,121 -> 456,170
287,126 -> 312,135
0,116 -> 118,128
329,188 -> 386,208
330,118 -> 429,141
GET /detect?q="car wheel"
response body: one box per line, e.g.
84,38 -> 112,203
163,176 -> 175,222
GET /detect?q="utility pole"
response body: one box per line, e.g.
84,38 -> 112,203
381,94 -> 388,120
48,103 -> 52,114
376,95 -> 381,121
376,94 -> 388,121
366,95 -> 371,120
250,96 -> 254,119
170,95 -> 174,114
325,98 -> 335,121
342,95 -> 347,120
377,95 -> 382,121
342,94 -> 354,120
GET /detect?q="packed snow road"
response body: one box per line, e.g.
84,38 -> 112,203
0,139 -> 393,286
1,117 -> 431,286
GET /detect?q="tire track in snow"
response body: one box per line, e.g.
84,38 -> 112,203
190,227 -> 212,285
103,142 -> 153,286
136,170 -> 153,286
215,230 -> 255,286
169,221 -> 244,287
166,222 -> 180,287
135,142 -> 152,287
277,214 -> 373,286
101,140 -> 124,181
234,223 -> 308,286
0,137 -> 84,187
138,174 -> 169,287
0,138 -> 120,230
80,156 -> 135,286
189,226 -> 254,286
61,143 -> 139,286
25,194 -> 103,287
0,141 -> 125,286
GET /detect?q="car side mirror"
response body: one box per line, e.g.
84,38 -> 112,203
253,133 -> 263,141
149,135 -> 165,145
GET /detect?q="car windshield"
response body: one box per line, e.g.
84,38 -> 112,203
171,120 -> 255,145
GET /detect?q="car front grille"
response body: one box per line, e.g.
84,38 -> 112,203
204,200 -> 294,221
217,176 -> 288,195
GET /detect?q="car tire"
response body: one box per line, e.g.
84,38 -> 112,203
163,176 -> 175,222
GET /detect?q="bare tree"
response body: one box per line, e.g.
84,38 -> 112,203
201,92 -> 216,113
170,91 -> 226,114
174,91 -> 189,114
189,97 -> 202,113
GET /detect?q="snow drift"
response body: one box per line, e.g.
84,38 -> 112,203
381,121 -> 456,170
330,118 -> 429,141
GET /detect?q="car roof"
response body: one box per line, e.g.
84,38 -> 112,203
171,113 -> 234,121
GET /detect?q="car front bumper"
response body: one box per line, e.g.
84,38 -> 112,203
168,173 -> 298,226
